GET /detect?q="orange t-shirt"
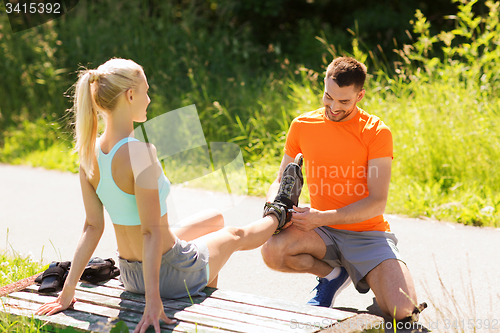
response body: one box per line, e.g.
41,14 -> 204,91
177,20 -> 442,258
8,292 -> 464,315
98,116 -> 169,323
284,107 -> 393,232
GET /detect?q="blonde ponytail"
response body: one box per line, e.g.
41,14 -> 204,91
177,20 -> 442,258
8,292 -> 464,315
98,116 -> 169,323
72,58 -> 143,177
74,71 -> 98,177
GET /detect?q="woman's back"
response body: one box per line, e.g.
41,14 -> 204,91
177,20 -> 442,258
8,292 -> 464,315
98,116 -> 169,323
87,135 -> 175,261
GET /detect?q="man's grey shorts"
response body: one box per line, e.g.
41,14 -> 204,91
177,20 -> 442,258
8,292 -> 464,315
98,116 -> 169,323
315,226 -> 404,294
119,237 -> 210,299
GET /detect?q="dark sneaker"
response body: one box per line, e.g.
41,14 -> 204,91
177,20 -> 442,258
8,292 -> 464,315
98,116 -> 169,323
307,267 -> 351,307
263,153 -> 304,233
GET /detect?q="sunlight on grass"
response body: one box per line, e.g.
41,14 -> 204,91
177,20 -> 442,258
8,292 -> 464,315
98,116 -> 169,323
0,248 -> 46,333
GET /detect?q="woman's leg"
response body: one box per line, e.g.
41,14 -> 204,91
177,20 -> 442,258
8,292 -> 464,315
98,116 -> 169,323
171,209 -> 224,242
194,215 -> 279,287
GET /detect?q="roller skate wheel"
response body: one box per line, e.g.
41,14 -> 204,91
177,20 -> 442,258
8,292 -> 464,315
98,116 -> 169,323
294,153 -> 304,167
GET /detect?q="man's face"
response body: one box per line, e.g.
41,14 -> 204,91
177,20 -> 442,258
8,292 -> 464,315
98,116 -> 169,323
322,77 -> 365,122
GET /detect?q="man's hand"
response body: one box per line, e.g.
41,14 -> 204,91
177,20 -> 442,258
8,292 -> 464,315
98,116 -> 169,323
134,298 -> 177,333
290,206 -> 325,232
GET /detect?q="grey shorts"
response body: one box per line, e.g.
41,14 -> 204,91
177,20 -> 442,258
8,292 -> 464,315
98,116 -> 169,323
315,226 -> 404,294
119,237 -> 210,299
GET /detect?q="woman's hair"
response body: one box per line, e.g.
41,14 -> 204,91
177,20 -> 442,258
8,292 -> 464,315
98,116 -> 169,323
73,58 -> 143,177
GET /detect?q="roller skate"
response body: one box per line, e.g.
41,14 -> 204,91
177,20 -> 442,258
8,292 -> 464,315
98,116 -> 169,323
263,153 -> 304,234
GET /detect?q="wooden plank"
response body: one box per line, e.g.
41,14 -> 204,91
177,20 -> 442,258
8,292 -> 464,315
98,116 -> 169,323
92,281 -> 354,331
4,292 -> 234,333
71,286 -> 324,331
203,288 -> 353,321
73,280 -> 353,326
2,297 -> 134,332
24,285 -> 144,312
9,289 -> 287,333
8,291 -> 150,324
321,314 -> 385,333
103,279 -> 346,328
79,284 -> 322,332
4,277 -> 361,333
0,272 -> 41,297
71,286 -> 308,332
62,283 -> 318,332
184,296 -> 340,328
3,296 -> 229,333
97,278 -> 124,290
25,290 -> 295,332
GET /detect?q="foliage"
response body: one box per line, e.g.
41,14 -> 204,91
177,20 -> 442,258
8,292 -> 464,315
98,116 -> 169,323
0,15 -> 70,133
0,251 -> 44,288
0,118 -> 78,172
212,0 -> 462,70
0,313 -> 51,333
0,251 -> 55,332
0,249 -> 128,332
374,0 -> 500,227
0,248 -> 45,332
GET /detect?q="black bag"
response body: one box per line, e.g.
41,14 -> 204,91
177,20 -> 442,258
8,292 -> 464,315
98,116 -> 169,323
80,257 -> 120,284
36,257 -> 120,293
36,261 -> 71,294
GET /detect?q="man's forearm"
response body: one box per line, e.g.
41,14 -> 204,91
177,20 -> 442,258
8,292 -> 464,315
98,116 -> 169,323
317,196 -> 387,226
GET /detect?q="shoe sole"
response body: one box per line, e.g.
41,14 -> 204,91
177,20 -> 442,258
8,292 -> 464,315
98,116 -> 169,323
276,156 -> 304,207
294,153 -> 304,167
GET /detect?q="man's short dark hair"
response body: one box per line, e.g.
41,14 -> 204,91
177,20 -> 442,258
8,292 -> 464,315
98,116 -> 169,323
326,57 -> 367,91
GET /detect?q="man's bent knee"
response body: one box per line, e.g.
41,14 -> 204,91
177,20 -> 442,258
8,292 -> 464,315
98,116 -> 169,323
261,237 -> 285,270
366,259 -> 417,320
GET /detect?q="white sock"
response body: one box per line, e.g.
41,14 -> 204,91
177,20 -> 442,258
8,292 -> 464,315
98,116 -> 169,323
324,267 -> 342,281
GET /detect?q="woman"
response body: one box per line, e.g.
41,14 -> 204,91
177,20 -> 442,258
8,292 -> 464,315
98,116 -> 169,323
36,58 -> 282,333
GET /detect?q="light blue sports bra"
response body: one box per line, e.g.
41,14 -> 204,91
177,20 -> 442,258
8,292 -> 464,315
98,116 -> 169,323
96,137 -> 170,226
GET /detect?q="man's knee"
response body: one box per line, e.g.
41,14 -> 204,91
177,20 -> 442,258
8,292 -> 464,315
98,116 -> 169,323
261,233 -> 301,271
384,290 -> 417,320
261,236 -> 285,270
367,259 -> 417,320
261,236 -> 304,271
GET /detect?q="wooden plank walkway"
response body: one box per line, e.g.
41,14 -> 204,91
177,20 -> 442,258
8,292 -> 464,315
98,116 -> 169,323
0,274 -> 384,332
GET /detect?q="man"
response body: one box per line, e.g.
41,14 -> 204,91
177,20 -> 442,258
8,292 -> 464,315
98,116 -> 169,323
261,57 -> 418,321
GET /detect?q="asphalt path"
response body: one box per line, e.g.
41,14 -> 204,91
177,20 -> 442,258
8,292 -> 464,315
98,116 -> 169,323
1,163 -> 499,331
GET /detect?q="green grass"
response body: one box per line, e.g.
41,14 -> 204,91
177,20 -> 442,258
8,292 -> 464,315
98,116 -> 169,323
0,249 -> 130,332
0,252 -> 44,288
0,313 -> 52,333
0,249 -> 47,333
